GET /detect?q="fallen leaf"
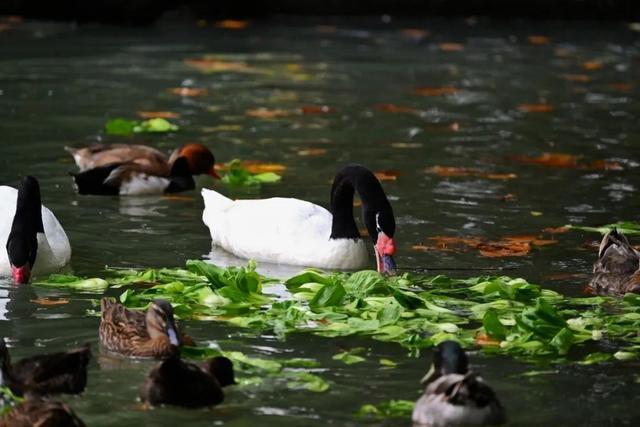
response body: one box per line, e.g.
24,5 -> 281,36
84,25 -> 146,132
136,111 -> 180,119
316,25 -> 337,33
202,124 -> 243,132
509,153 -> 622,170
530,211 -> 543,217
414,235 -> 556,258
426,166 -> 517,180
542,226 -> 569,234
215,20 -> 249,30
184,58 -> 252,73
582,61 -> 603,70
246,108 -> 292,119
477,241 -> 531,257
401,28 -> 430,39
168,87 -> 208,97
562,74 -> 591,83
608,82 -> 634,92
439,42 -> 464,52
298,148 -> 327,156
391,142 -> 423,149
554,47 -> 574,57
31,298 -> 69,306
373,103 -> 415,113
374,170 -> 400,181
475,333 -> 501,346
299,105 -> 334,115
414,86 -> 458,96
241,161 -> 287,174
528,35 -> 550,45
517,103 -> 554,113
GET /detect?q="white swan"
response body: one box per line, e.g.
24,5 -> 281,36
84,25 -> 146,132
0,176 -> 71,283
202,164 -> 397,273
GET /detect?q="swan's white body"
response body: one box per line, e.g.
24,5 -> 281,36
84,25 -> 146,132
0,186 -> 71,277
201,189 -> 369,269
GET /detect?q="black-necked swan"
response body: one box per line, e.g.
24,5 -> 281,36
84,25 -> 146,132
201,164 -> 397,274
0,176 -> 71,283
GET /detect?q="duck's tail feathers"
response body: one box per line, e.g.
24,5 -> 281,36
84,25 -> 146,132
598,227 -> 632,259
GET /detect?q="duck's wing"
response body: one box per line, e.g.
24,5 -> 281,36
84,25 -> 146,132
591,229 -> 640,294
101,298 -> 148,337
66,144 -> 169,173
12,344 -> 90,395
72,162 -> 171,196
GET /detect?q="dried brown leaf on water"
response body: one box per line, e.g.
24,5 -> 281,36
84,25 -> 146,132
298,148 -> 327,156
438,43 -> 464,52
542,226 -> 569,234
517,103 -> 554,113
31,298 -> 69,306
374,170 -> 400,181
215,20 -> 250,30
184,58 -> 252,73
426,166 -> 517,181
414,86 -> 458,96
509,153 -> 622,170
413,235 -> 557,258
475,333 -> 501,347
391,142 -> 423,149
608,83 -> 634,92
373,104 -> 416,113
136,111 -> 180,119
527,35 -> 550,45
401,28 -> 430,40
168,87 -> 208,97
582,61 -> 603,70
299,105 -> 335,115
562,74 -> 591,83
246,108 -> 292,119
241,161 -> 287,174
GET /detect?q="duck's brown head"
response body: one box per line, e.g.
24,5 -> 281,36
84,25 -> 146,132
146,300 -> 180,347
169,144 -> 220,179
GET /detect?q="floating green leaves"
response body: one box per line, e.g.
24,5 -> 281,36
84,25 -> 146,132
33,274 -> 109,291
357,399 -> 415,420
105,118 -> 179,135
221,159 -> 282,187
566,221 -> 640,235
0,386 -> 24,416
333,347 -> 367,365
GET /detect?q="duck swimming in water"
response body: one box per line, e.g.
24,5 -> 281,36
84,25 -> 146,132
202,164 -> 397,273
412,341 -> 506,427
66,143 -> 220,195
590,228 -> 640,295
0,176 -> 71,284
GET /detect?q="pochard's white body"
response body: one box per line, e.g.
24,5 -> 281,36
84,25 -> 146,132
0,186 -> 71,277
201,189 -> 369,269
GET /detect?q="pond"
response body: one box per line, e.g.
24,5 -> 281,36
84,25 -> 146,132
0,15 -> 638,426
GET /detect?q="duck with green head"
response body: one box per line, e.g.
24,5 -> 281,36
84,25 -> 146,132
412,341 -> 506,427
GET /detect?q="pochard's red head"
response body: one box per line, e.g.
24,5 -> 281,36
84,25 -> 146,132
174,143 -> 220,179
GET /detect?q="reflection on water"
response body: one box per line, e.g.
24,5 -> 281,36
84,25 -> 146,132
0,16 -> 639,426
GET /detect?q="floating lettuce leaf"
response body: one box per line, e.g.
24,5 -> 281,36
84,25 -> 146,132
221,159 -> 282,187
33,275 -> 109,291
566,221 -> 640,235
104,117 -> 178,136
357,399 -> 415,419
333,347 -> 367,365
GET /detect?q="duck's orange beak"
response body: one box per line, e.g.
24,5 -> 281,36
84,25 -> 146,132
207,167 -> 221,180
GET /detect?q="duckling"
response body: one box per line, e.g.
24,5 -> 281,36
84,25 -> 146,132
0,398 -> 86,427
0,338 -> 90,396
99,298 -> 193,359
412,341 -> 505,427
140,356 -> 235,408
590,228 -> 640,295
66,142 -> 220,195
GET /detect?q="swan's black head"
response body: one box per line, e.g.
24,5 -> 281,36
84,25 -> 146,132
421,340 -> 469,385
6,176 -> 43,284
330,164 -> 397,274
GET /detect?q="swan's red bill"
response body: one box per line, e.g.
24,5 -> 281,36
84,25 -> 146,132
375,232 -> 397,275
11,264 -> 31,284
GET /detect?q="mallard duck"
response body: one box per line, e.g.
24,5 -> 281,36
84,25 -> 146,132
99,298 -> 193,359
140,355 -> 235,408
590,228 -> 640,295
412,341 -> 506,427
202,164 -> 397,273
66,143 -> 220,195
0,398 -> 86,427
0,176 -> 71,284
0,338 -> 90,396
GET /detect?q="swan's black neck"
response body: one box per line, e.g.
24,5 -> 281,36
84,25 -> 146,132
329,164 -> 395,243
6,176 -> 43,268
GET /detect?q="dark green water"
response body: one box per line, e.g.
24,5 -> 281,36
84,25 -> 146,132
0,16 -> 639,426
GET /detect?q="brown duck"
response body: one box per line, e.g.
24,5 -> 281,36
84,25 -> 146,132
0,398 -> 86,427
99,298 -> 193,359
66,143 -> 220,195
0,338 -> 90,397
590,228 -> 640,295
140,355 -> 236,408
